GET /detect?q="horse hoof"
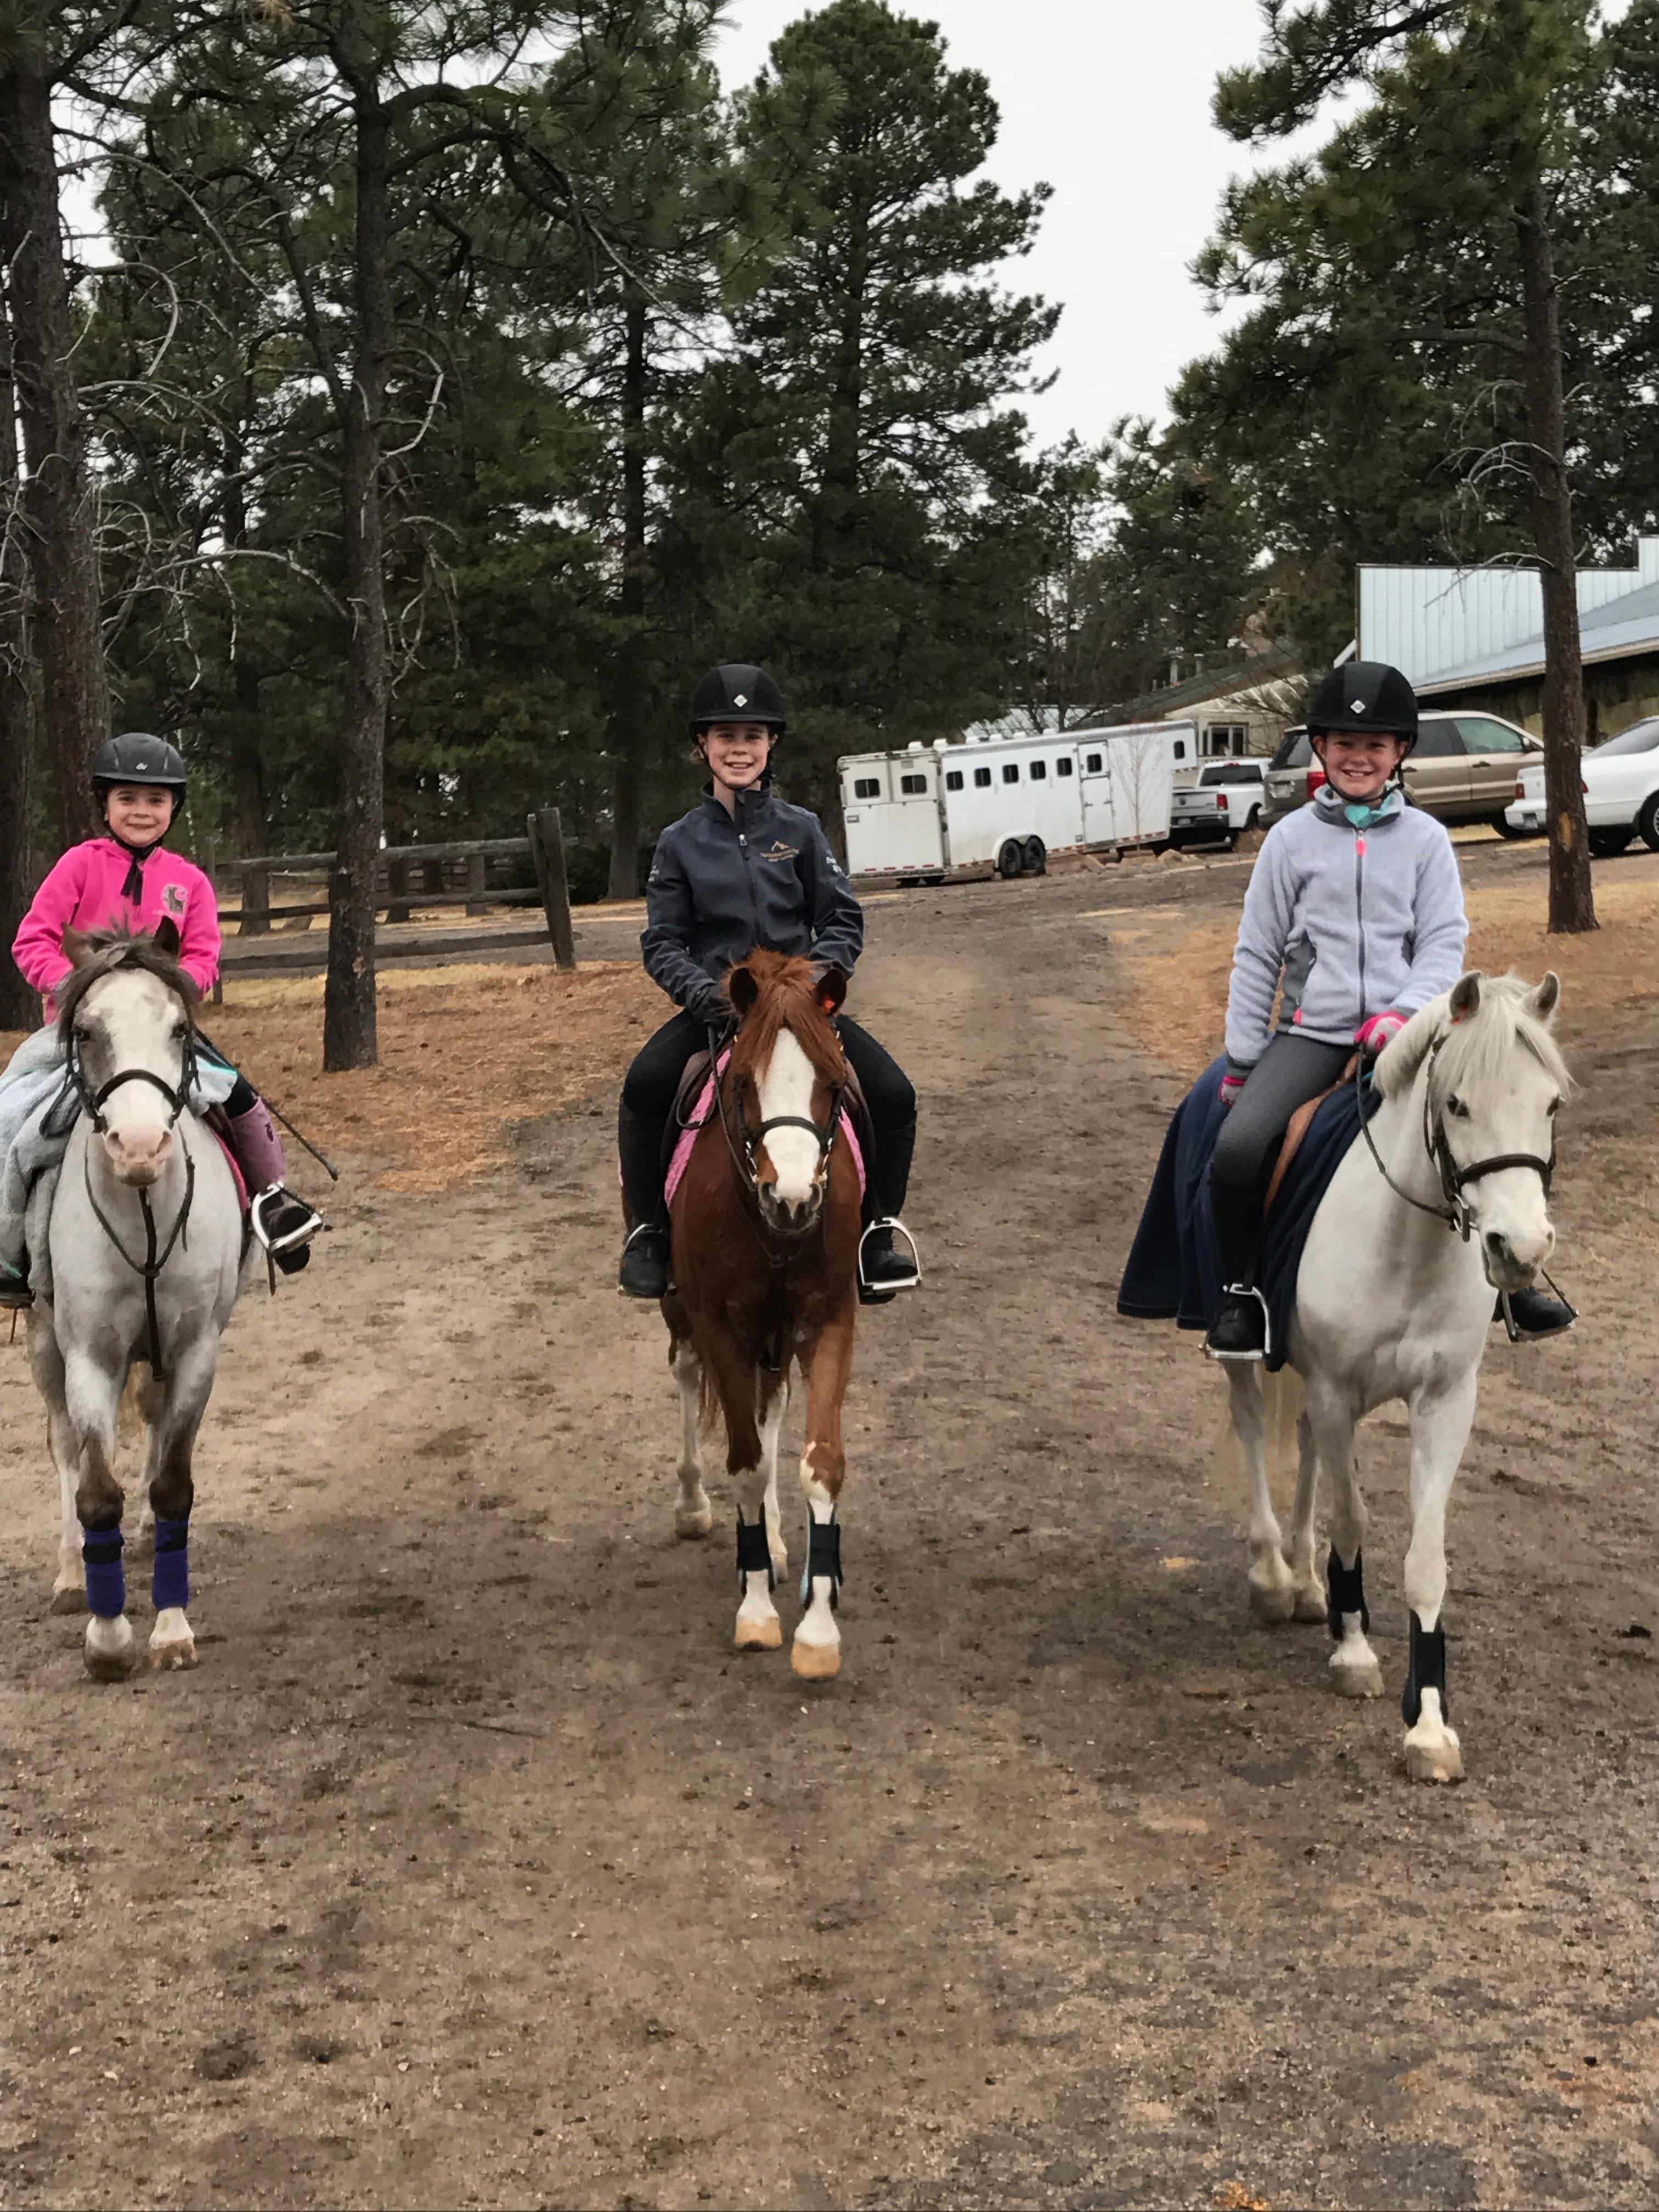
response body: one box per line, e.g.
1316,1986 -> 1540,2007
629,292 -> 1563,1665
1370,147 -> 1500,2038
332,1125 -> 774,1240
791,1638 -> 841,1681
1403,1727 -> 1464,1784
734,1615 -> 782,1652
1291,1585 -> 1328,1624
1248,1579 -> 1296,1626
1330,1654 -> 1384,1699
148,1635 -> 198,1672
674,1504 -> 713,1539
48,1584 -> 87,1616
83,1642 -> 138,1683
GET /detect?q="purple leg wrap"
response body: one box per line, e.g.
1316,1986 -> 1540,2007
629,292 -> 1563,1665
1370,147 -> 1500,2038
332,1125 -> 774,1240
152,1516 -> 190,1611
82,1527 -> 125,1619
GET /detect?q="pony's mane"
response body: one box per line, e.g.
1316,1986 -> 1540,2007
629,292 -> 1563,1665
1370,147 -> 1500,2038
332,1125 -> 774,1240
54,924 -> 199,1043
1379,972 -> 1570,1107
727,949 -> 846,1089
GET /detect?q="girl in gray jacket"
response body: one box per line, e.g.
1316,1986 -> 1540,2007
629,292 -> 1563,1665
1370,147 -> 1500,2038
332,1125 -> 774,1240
1206,662 -> 1572,1358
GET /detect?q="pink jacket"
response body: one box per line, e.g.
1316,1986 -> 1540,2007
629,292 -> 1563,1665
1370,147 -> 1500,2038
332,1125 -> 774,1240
13,838 -> 222,1018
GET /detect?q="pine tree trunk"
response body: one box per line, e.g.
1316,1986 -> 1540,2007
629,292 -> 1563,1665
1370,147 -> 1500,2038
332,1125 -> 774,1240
0,292 -> 37,1031
322,79 -> 392,1071
1515,180 -> 1595,936
221,435 -> 267,859
0,52 -> 108,852
607,288 -> 650,902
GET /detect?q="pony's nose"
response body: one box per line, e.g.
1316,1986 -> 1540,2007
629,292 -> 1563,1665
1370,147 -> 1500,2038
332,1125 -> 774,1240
104,1124 -> 173,1184
761,1181 -> 821,1232
1484,1223 -> 1551,1282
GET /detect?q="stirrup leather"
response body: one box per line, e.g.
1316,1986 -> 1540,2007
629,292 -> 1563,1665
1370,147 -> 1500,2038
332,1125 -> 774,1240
858,1216 -> 921,1292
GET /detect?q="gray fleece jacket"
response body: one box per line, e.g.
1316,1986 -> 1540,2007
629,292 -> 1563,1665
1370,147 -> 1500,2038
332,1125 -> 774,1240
1224,785 -> 1469,1069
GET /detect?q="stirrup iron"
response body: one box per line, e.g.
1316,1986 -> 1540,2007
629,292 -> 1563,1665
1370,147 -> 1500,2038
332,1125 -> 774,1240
858,1216 -> 921,1292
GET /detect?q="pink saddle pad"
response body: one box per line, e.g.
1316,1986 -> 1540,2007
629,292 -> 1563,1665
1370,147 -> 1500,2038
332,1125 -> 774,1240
212,1128 -> 249,1216
663,1053 -> 864,1207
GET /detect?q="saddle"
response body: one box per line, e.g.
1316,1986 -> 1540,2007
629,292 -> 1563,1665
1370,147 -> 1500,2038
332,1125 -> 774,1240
1263,1053 -> 1360,1216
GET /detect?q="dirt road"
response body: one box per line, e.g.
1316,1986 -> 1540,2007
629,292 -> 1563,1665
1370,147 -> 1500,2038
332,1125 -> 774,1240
0,847 -> 1654,2209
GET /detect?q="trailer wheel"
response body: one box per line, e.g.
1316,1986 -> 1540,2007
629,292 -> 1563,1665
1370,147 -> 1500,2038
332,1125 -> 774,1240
996,839 -> 1024,880
1022,836 -> 1047,877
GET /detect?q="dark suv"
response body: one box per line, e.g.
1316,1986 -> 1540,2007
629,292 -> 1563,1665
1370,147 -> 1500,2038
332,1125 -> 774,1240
1261,709 -> 1541,832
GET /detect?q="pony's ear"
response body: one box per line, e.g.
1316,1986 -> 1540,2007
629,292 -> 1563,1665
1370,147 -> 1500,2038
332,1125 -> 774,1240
727,962 -> 758,1017
152,916 -> 181,959
1448,970 -> 1483,1024
815,964 -> 848,1014
61,924 -> 93,968
1528,970 -> 1560,1022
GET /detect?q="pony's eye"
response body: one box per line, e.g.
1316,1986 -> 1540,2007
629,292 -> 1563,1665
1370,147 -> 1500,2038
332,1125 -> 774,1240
72,1025 -> 90,1046
1446,1094 -> 1469,1119
1548,1096 -> 1561,1118
172,1022 -> 188,1042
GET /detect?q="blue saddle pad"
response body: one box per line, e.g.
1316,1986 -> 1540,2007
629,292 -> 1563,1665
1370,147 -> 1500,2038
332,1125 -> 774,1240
1116,1056 -> 1379,1372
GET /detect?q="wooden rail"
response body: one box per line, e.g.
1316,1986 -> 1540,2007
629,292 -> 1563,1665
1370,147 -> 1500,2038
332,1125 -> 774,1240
214,814 -> 575,971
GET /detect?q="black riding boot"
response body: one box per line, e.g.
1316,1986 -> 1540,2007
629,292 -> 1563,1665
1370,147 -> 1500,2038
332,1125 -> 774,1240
1205,1171 -> 1267,1361
859,1116 -> 921,1302
618,1102 -> 672,1300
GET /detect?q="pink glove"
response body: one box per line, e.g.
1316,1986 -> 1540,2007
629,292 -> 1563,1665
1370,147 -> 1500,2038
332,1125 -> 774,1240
1218,1072 -> 1246,1109
1355,1011 -> 1407,1057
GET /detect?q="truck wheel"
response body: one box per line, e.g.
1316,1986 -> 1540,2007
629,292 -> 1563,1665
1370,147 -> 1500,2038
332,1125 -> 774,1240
1589,825 -> 1634,858
1639,794 -> 1659,853
996,839 -> 1024,880
1022,836 -> 1047,876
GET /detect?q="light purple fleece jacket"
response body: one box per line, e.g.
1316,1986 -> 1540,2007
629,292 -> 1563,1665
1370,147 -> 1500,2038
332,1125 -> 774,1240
1224,785 -> 1469,1070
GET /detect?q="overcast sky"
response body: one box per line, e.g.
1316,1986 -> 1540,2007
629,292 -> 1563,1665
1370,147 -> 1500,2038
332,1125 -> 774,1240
714,0 -> 1278,454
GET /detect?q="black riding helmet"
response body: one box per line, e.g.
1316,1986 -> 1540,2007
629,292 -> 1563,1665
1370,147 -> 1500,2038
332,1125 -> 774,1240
1306,662 -> 1419,751
689,664 -> 788,736
91,732 -> 189,797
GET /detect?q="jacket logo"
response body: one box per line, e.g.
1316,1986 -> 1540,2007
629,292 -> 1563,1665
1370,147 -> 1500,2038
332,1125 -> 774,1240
760,840 -> 798,862
162,883 -> 187,918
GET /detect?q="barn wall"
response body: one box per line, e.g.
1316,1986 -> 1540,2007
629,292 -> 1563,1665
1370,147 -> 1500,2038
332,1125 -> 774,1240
1419,651 -> 1659,743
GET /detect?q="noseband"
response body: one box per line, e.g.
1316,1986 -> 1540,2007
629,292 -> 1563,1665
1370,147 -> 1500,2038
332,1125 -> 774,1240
65,985 -> 200,1380
709,1023 -> 848,1258
1358,1037 -> 1555,1243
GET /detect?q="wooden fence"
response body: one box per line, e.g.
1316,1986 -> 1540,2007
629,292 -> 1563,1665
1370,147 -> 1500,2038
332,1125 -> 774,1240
214,809 -> 577,972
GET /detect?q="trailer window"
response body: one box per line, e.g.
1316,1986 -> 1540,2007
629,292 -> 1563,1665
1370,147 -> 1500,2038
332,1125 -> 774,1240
974,767 -> 991,788
1029,759 -> 1047,780
945,770 -> 963,792
1056,757 -> 1073,776
1002,763 -> 1019,783
1173,738 -> 1188,761
1085,752 -> 1103,774
853,777 -> 881,799
899,773 -> 927,795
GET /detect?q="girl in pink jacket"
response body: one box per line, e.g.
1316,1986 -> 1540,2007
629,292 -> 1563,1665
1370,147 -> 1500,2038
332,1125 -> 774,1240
5,734 -> 321,1301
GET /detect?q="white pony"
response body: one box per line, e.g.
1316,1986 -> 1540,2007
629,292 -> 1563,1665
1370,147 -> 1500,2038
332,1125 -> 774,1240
26,923 -> 254,1678
1229,970 -> 1567,1782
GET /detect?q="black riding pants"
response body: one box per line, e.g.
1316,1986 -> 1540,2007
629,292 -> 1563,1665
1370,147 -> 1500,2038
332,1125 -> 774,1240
1209,1032 -> 1352,1285
620,1008 -> 917,1223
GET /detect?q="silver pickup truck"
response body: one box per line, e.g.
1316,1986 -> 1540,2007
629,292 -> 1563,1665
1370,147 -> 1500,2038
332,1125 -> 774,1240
1167,759 -> 1268,849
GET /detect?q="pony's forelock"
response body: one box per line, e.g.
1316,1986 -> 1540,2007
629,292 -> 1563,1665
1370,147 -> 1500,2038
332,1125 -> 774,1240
727,949 -> 845,1090
1378,972 -> 1570,1107
54,924 -> 199,1044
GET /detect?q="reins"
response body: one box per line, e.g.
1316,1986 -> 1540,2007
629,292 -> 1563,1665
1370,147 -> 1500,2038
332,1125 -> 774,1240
63,966 -> 202,1380
1355,1037 -> 1556,1244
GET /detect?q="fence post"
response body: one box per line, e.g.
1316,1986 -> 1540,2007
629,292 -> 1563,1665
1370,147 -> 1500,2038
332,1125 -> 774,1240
239,862 -> 270,937
527,809 -> 577,972
465,849 -> 487,916
386,854 -> 413,924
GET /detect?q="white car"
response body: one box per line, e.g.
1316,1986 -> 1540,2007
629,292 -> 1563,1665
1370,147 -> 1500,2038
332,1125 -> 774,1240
1506,715 -> 1659,856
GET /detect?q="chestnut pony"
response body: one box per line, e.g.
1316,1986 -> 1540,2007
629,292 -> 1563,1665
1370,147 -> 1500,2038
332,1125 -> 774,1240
658,950 -> 862,1678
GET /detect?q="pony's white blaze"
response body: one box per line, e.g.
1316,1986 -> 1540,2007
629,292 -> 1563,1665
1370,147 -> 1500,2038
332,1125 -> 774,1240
755,1028 -> 821,1208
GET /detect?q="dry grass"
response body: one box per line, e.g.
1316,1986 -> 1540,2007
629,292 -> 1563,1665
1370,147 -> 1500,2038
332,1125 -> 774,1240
1120,871 -> 1659,1081
3,960 -> 663,1195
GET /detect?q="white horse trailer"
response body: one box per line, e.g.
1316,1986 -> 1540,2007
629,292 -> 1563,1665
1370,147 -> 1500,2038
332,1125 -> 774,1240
840,721 -> 1186,882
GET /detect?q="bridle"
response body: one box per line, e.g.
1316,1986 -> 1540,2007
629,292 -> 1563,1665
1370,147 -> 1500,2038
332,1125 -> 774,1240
1356,1036 -> 1556,1245
707,1022 -> 848,1266
65,984 -> 200,1381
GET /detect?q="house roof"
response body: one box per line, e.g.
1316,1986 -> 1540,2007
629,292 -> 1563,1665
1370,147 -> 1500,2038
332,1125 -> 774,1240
1079,645 -> 1301,728
1361,538 -> 1659,693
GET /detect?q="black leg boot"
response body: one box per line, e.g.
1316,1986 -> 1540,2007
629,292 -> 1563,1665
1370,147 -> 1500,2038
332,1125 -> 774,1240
1496,1283 -> 1577,1340
1205,1172 -> 1268,1361
618,1103 -> 672,1299
859,1117 -> 921,1301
